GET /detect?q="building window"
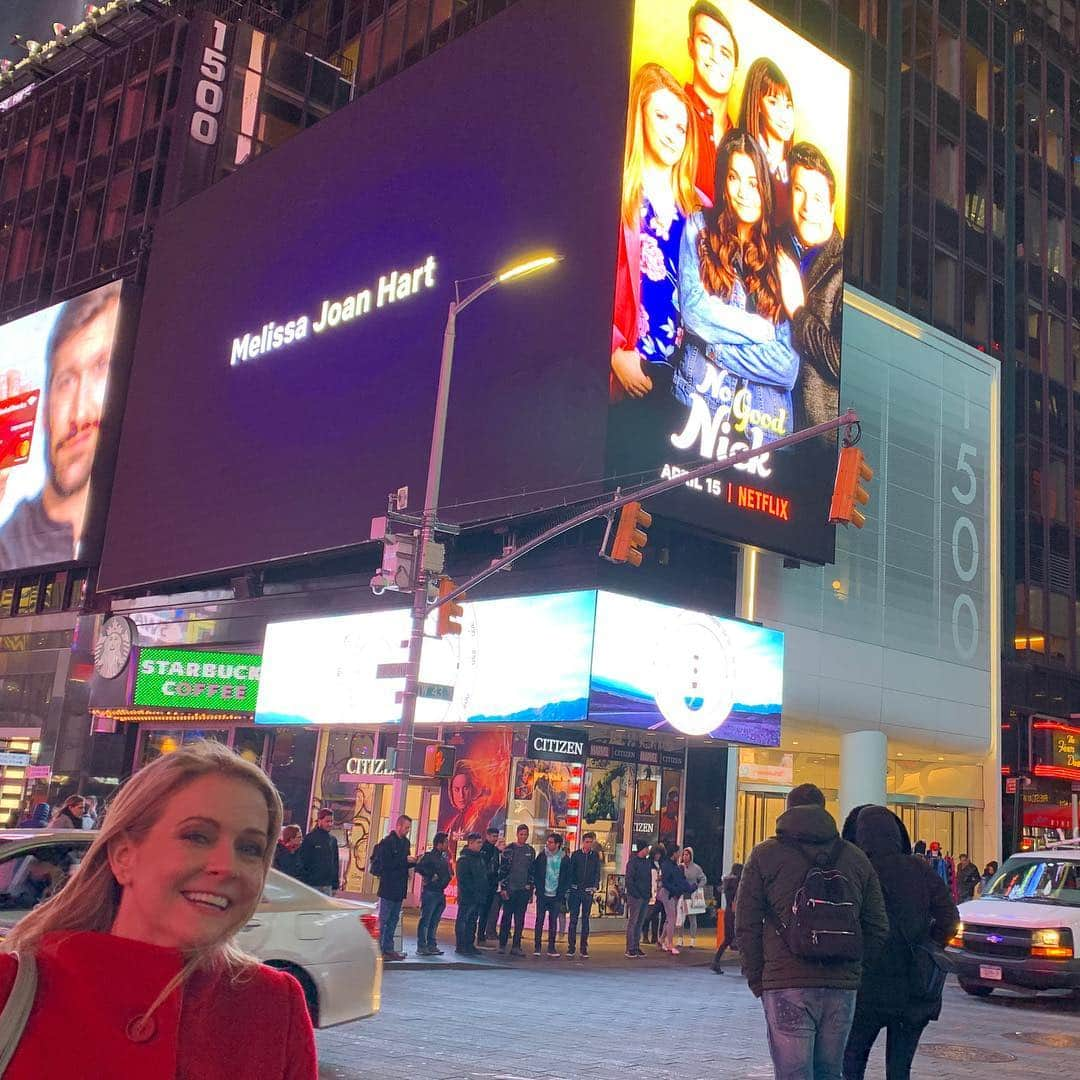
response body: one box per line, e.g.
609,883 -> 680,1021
933,251 -> 958,329
935,26 -> 962,98
935,133 -> 961,208
963,267 -> 988,345
964,43 -> 989,118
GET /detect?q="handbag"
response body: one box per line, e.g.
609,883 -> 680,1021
905,936 -> 953,1002
688,887 -> 707,916
0,951 -> 38,1074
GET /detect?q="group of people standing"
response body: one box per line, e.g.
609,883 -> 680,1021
612,1 -> 844,463
624,841 -> 708,956
735,783 -> 960,1079
17,784 -> 98,830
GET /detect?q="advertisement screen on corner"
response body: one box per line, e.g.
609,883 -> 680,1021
0,281 -> 124,572
607,0 -> 850,563
256,588 -> 782,747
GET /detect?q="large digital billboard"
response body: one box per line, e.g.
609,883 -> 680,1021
255,588 -> 782,746
0,281 -> 125,571
607,0 -> 850,563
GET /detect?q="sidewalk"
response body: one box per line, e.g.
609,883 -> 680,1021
389,910 -> 732,971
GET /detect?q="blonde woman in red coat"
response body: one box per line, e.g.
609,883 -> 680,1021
0,740 -> 316,1078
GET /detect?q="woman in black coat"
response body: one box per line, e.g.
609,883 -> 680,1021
842,805 -> 960,1079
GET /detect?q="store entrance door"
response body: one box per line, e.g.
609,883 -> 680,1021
734,789 -> 787,863
892,803 -> 971,858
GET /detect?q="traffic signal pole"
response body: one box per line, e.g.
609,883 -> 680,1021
433,407 -> 861,610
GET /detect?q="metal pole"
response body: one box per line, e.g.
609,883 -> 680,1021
390,298 -> 459,828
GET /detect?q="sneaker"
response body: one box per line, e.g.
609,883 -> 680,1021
712,966 -> 725,974
455,947 -> 481,956
580,949 -> 589,958
669,947 -> 680,955
497,945 -> 506,955
430,947 -> 444,956
566,948 -> 576,957
624,950 -> 637,958
632,950 -> 646,957
546,949 -> 560,958
474,941 -> 496,951
510,946 -> 525,957
415,946 -> 431,956
533,949 -> 542,957
382,951 -> 407,962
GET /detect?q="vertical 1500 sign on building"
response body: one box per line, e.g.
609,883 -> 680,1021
607,0 -> 850,563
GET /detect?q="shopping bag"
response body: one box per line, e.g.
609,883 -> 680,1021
688,888 -> 707,916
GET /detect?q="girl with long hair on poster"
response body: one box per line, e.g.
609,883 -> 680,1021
674,129 -> 802,446
611,62 -> 701,403
738,58 -> 796,220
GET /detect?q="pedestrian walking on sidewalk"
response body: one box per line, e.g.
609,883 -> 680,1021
454,833 -> 488,956
644,844 -> 664,944
497,824 -> 536,956
477,827 -> 502,945
0,739 -> 317,1079
370,814 -> 417,962
297,808 -> 341,896
532,833 -> 571,957
567,831 -> 601,958
658,845 -> 694,954
737,783 -> 889,1080
676,846 -> 707,948
712,862 -> 742,973
842,806 -> 959,1080
415,832 -> 452,956
625,840 -> 653,957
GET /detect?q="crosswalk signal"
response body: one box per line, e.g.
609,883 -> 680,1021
829,446 -> 874,528
435,578 -> 465,636
609,501 -> 653,566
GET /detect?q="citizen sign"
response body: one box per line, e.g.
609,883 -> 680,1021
345,757 -> 391,776
526,725 -> 588,763
531,736 -> 584,757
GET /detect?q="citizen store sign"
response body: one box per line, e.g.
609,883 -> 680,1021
527,725 -> 587,763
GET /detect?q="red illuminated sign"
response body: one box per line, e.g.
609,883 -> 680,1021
726,482 -> 791,521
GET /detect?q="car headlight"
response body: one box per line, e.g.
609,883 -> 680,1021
1030,927 -> 1073,959
947,922 -> 964,948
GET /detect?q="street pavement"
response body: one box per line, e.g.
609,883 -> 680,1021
315,931 -> 1080,1079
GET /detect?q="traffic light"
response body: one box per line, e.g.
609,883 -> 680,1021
829,446 -> 874,528
609,501 -> 652,566
435,578 -> 465,636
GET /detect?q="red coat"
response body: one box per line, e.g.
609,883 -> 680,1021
0,932 -> 317,1078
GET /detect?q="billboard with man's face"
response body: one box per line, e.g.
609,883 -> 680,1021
0,281 -> 124,571
608,0 -> 850,564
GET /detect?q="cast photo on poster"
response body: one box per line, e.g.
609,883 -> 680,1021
0,281 -> 122,572
607,0 -> 850,550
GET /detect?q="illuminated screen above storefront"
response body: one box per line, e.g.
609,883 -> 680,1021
255,588 -> 782,746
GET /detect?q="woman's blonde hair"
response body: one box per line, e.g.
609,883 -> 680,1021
621,62 -> 700,229
4,740 -> 283,1019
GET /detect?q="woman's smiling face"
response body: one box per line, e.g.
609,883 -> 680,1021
643,88 -> 689,169
109,773 -> 270,952
726,151 -> 763,226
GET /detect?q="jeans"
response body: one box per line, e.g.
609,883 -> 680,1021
416,888 -> 446,950
626,896 -> 649,953
498,889 -> 531,949
567,887 -> 592,952
761,987 -> 858,1080
479,887 -> 500,940
658,889 -> 679,949
455,900 -> 480,950
378,897 -> 404,955
644,900 -> 664,942
534,894 -> 561,952
842,1008 -> 929,1079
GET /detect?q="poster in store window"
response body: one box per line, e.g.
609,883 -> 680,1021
439,728 -> 512,847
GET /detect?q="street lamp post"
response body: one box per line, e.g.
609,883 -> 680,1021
389,255 -> 560,828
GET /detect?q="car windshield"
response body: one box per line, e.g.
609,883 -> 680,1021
981,857 -> 1080,906
0,844 -> 88,912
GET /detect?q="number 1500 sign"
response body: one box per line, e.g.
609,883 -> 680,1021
190,20 -> 229,147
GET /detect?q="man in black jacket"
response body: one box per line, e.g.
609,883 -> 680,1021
297,809 -> 340,896
566,831 -> 601,958
737,784 -> 888,1080
415,832 -> 452,956
477,826 -> 502,947
454,833 -> 488,956
532,833 -> 572,958
371,814 -> 417,961
497,824 -> 536,956
778,142 -> 843,431
625,840 -> 655,957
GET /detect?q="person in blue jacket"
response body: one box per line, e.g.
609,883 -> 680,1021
674,129 -> 801,447
658,845 -> 695,954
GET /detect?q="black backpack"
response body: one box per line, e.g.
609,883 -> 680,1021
369,839 -> 384,877
773,839 -> 863,962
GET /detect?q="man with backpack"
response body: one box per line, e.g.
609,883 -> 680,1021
736,783 -> 888,1080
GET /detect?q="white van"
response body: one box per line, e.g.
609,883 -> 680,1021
946,839 -> 1080,998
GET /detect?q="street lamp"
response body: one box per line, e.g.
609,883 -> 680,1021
389,253 -> 562,827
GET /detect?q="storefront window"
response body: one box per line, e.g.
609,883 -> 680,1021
137,728 -> 228,768
582,757 -> 630,911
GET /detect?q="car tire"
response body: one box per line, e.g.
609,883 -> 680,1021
958,979 -> 994,997
265,961 -> 319,1025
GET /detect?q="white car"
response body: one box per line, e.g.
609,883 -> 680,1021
0,830 -> 381,1026
947,839 -> 1080,999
